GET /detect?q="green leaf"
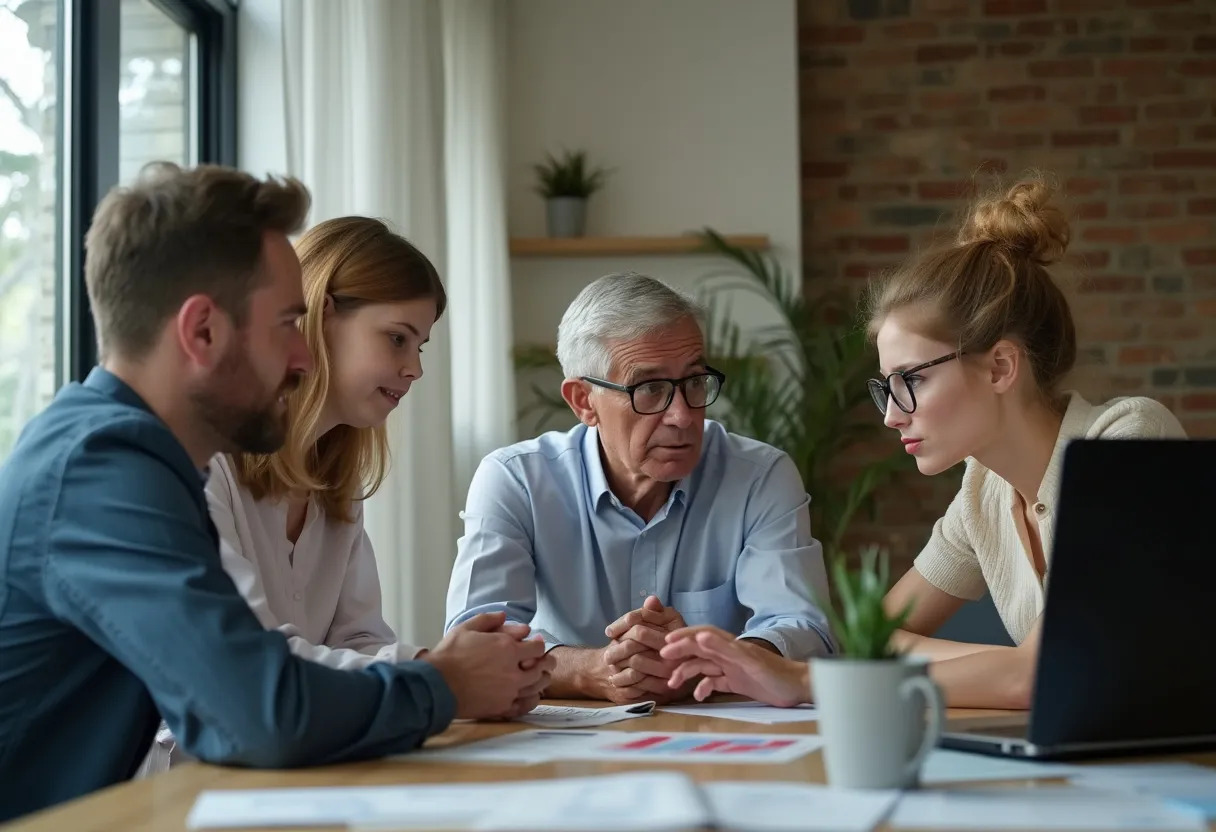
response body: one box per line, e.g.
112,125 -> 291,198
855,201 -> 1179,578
816,546 -> 913,659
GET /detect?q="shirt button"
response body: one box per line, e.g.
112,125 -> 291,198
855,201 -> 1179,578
639,590 -> 648,598
1034,503 -> 1046,514
293,592 -> 302,601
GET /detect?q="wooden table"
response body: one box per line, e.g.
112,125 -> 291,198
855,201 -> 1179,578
5,702 -> 1216,831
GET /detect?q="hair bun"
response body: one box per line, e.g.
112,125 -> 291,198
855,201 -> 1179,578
958,175 -> 1071,266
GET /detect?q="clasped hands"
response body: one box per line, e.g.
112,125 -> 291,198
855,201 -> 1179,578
597,595 -> 697,704
423,611 -> 556,721
604,604 -> 806,708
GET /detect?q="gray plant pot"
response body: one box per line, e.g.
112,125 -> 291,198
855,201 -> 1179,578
546,196 -> 587,238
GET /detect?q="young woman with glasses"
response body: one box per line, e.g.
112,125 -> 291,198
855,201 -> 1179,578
658,173 -> 1184,710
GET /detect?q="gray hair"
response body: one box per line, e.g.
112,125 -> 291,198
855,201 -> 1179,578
556,271 -> 705,380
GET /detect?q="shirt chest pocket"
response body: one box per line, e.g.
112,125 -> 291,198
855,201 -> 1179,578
671,579 -> 738,628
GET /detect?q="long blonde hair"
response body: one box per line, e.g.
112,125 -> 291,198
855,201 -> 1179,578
233,216 -> 446,521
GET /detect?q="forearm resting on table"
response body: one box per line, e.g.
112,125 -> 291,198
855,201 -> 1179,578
926,644 -> 1035,709
544,646 -> 601,699
891,629 -> 1010,662
796,646 -> 1031,710
891,629 -> 1034,708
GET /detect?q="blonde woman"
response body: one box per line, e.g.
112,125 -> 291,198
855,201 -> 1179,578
659,175 -> 1183,710
141,217 -> 549,771
210,216 -> 444,670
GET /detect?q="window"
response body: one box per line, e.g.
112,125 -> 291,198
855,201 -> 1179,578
0,0 -> 59,459
119,0 -> 194,181
0,0 -> 234,464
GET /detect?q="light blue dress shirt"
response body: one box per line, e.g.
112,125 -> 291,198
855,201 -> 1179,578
445,420 -> 835,659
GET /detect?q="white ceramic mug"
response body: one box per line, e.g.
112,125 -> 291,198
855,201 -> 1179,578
811,655 -> 945,789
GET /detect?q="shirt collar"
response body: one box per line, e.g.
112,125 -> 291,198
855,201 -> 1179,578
1037,391 -> 1093,511
83,366 -> 154,413
84,366 -> 210,484
583,425 -> 613,508
671,478 -> 690,504
581,425 -> 692,512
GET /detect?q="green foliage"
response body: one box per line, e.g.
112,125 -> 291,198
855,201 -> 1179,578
532,149 -> 611,199
696,228 -> 912,558
823,546 -> 912,660
513,343 -> 570,433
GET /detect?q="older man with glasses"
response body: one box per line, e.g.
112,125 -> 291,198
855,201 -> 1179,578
445,272 -> 835,705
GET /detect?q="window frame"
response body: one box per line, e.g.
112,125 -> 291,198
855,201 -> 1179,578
61,0 -> 237,381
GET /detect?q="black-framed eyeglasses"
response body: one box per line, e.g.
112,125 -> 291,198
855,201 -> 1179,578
581,367 -> 726,415
867,352 -> 961,415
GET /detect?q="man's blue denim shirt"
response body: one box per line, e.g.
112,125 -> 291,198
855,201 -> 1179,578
0,368 -> 455,821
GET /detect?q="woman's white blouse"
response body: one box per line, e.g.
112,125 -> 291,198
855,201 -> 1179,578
206,453 -> 423,668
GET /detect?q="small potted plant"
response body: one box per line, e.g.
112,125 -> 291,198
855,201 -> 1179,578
532,149 -> 611,238
812,546 -> 944,789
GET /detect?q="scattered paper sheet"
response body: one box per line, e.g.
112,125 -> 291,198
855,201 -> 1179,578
889,785 -> 1206,831
187,772 -> 710,831
589,730 -> 823,764
1072,762 -> 1216,818
412,729 -> 822,765
1166,795 -> 1216,820
704,781 -> 898,832
660,701 -> 820,725
188,765 -> 1216,831
409,730 -> 599,765
516,700 -> 655,728
921,748 -> 1078,785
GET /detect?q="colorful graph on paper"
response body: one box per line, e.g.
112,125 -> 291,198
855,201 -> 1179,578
593,732 -> 823,764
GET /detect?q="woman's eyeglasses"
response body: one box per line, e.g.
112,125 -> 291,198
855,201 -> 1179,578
866,352 -> 961,415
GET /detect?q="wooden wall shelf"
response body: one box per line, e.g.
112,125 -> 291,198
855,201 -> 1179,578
509,234 -> 770,257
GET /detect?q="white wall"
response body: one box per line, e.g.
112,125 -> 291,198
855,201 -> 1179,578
507,0 -> 801,436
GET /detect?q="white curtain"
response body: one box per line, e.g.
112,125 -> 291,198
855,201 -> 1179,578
443,2 -> 514,493
279,0 -> 514,647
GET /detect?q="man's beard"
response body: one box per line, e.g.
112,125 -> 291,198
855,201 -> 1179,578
192,344 -> 299,455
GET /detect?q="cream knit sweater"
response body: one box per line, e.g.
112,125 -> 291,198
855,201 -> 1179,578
913,392 -> 1186,645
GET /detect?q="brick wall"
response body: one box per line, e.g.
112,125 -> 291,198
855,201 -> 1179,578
799,0 -> 1216,569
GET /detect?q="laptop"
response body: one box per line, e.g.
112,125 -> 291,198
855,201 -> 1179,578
940,438 -> 1216,760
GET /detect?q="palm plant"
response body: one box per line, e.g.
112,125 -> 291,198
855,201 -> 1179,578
513,343 -> 572,432
696,229 -> 912,558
